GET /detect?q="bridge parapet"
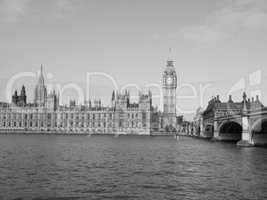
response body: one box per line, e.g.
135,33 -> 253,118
201,93 -> 267,146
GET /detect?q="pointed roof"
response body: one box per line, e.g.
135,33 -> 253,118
37,64 -> 45,86
166,48 -> 174,67
111,90 -> 115,100
164,48 -> 176,75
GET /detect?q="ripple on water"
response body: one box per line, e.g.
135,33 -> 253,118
0,135 -> 267,200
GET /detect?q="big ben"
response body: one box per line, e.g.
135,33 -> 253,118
162,57 -> 177,131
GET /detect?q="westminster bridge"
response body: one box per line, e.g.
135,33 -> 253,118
190,93 -> 267,146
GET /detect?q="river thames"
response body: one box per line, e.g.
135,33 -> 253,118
0,135 -> 266,200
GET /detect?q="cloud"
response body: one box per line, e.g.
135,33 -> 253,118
53,0 -> 78,19
0,0 -> 31,22
181,25 -> 231,42
180,0 -> 267,43
0,0 -> 79,23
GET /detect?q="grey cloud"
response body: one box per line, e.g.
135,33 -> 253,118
180,0 -> 267,43
0,0 -> 80,23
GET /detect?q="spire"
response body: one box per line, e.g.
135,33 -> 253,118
21,85 -> 26,95
112,90 -> 115,101
168,47 -> 172,58
167,48 -> 174,67
34,64 -> 47,106
243,92 -> 247,102
38,64 -> 45,85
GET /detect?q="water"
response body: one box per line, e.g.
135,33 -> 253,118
0,135 -> 267,200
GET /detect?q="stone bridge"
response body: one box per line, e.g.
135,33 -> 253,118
198,93 -> 267,146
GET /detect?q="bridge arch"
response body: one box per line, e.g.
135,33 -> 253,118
218,121 -> 242,141
251,117 -> 267,146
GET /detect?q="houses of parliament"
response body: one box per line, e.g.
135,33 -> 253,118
0,59 -> 181,135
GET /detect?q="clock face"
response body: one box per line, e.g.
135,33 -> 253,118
166,77 -> 173,84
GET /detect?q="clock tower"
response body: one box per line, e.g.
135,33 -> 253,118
162,57 -> 177,131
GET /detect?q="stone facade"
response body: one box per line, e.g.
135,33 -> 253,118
0,90 -> 154,135
12,85 -> 27,107
0,61 -> 181,135
189,93 -> 267,146
162,59 -> 177,131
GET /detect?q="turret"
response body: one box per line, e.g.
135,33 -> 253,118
12,90 -> 18,105
19,85 -> 27,106
111,90 -> 115,107
46,89 -> 59,111
115,90 -> 129,110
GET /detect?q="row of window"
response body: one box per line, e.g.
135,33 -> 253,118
0,120 -> 144,128
0,111 -> 148,121
0,113 -> 115,120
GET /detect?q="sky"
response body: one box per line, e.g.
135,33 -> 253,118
0,0 -> 267,120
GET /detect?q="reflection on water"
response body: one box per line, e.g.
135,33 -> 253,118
0,134 -> 267,200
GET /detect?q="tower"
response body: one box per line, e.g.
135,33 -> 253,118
162,53 -> 177,131
34,65 -> 47,107
111,90 -> 115,108
115,90 -> 129,111
46,90 -> 59,111
19,85 -> 27,106
12,90 -> 18,105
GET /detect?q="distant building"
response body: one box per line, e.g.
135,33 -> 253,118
0,57 -> 182,134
